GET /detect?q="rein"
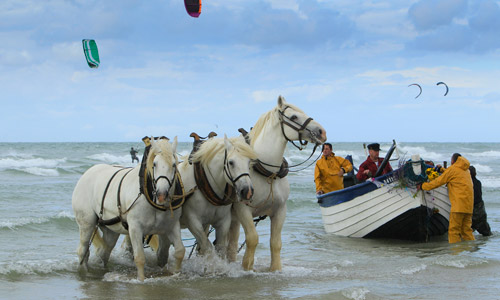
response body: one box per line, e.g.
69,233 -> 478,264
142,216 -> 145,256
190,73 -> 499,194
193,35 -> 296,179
238,126 -> 320,176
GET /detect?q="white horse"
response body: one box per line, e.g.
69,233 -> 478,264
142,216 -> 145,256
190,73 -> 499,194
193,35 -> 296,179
228,96 -> 327,271
178,135 -> 257,257
72,137 -> 185,281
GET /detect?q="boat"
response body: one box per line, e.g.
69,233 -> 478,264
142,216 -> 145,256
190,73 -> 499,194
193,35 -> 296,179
317,141 -> 451,242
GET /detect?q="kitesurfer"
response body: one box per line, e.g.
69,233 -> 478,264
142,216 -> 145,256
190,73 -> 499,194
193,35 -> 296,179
469,165 -> 492,236
314,143 -> 353,195
356,143 -> 392,182
130,147 -> 139,163
418,154 -> 475,243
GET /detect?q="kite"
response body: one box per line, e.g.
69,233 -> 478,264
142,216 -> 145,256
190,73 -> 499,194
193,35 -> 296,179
436,82 -> 449,96
408,83 -> 422,99
82,39 -> 100,68
184,0 -> 201,18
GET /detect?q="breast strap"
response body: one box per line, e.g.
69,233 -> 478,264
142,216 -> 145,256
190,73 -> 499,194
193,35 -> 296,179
193,161 -> 235,206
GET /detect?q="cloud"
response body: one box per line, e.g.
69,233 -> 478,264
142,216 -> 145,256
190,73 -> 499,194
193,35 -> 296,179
410,24 -> 474,52
408,0 -> 467,31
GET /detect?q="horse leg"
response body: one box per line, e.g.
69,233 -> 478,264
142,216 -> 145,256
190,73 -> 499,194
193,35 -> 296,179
167,222 -> 185,273
96,226 -> 120,266
236,207 -> 258,271
269,207 -> 286,272
213,218 -> 230,259
227,209 -> 241,262
75,214 -> 98,271
128,228 -> 147,281
186,216 -> 213,255
156,233 -> 170,268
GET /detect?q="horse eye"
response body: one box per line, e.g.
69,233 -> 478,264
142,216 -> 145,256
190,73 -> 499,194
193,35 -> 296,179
153,162 -> 157,167
229,160 -> 234,167
291,115 -> 298,121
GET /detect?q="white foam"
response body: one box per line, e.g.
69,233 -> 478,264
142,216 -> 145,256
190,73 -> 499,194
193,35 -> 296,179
468,150 -> 500,158
0,157 -> 65,170
341,287 -> 370,300
398,145 -> 444,162
24,167 -> 59,176
400,264 -> 427,275
0,258 -> 74,275
482,177 -> 500,188
0,217 -> 49,229
474,164 -> 493,173
88,153 -> 135,165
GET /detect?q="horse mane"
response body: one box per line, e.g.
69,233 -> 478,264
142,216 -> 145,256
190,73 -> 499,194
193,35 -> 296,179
146,139 -> 175,175
191,137 -> 257,166
249,102 -> 305,146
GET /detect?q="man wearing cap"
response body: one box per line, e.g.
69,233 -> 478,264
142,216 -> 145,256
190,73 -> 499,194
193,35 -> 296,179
356,143 -> 392,182
315,143 -> 353,195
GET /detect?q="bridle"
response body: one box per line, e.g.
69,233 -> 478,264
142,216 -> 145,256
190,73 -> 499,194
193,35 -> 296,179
278,105 -> 316,150
223,149 -> 251,186
150,158 -> 178,205
254,105 -> 320,171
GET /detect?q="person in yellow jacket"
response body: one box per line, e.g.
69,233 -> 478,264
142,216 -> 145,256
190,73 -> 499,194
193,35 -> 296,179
418,153 -> 475,243
315,143 -> 353,195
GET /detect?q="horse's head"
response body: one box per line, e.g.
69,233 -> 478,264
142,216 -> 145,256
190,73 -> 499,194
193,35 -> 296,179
276,95 -> 327,148
222,134 -> 257,201
147,136 -> 179,206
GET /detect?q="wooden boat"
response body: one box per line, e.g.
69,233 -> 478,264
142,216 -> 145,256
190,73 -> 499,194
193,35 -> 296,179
317,142 -> 451,242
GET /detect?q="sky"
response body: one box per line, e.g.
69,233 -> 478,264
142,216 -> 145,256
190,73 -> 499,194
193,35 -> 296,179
1,0 -> 500,142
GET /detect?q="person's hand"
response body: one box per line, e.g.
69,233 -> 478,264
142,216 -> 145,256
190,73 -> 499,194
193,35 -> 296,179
338,169 -> 344,176
416,183 -> 422,190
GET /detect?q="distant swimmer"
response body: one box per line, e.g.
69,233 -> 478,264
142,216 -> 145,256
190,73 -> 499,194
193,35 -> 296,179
130,147 -> 139,163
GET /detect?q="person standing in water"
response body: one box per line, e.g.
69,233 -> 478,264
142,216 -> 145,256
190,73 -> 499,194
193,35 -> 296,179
469,165 -> 492,236
130,147 -> 139,163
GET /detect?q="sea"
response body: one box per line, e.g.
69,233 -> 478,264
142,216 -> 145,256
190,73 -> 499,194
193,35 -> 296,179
0,141 -> 499,300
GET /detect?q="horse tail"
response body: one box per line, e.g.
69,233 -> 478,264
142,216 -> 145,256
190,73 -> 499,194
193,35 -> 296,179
92,229 -> 106,251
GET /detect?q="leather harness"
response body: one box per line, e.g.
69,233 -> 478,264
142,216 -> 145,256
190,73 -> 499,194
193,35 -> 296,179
97,136 -> 191,230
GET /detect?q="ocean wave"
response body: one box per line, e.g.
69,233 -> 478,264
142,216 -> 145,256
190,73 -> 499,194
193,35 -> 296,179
0,211 -> 74,230
481,177 -> 500,188
0,258 -> 75,276
341,287 -> 370,300
467,150 -> 500,158
400,263 -> 427,275
474,164 -> 493,173
397,146 -> 444,162
88,153 -> 138,165
432,255 -> 488,268
0,157 -> 66,170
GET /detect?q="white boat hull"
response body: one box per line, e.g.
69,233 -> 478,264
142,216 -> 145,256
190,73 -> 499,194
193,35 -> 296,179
318,172 -> 451,241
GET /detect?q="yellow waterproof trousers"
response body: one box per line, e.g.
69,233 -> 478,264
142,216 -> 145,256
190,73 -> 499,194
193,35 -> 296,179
448,212 -> 475,244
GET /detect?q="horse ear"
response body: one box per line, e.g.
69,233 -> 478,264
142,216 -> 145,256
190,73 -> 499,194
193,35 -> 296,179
224,134 -> 233,151
277,95 -> 286,108
172,136 -> 178,153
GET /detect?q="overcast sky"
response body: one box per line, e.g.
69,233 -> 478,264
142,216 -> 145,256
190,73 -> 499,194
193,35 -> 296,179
1,0 -> 500,142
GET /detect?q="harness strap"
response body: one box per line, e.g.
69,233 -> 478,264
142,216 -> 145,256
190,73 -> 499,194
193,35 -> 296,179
97,167 -> 133,229
98,167 -> 131,223
253,158 -> 289,179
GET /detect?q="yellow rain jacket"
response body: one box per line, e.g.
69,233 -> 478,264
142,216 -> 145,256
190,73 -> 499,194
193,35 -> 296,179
314,154 -> 353,194
422,156 -> 473,213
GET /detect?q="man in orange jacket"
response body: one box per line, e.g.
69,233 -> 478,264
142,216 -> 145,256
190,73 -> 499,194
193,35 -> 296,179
315,143 -> 353,195
419,153 -> 475,243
